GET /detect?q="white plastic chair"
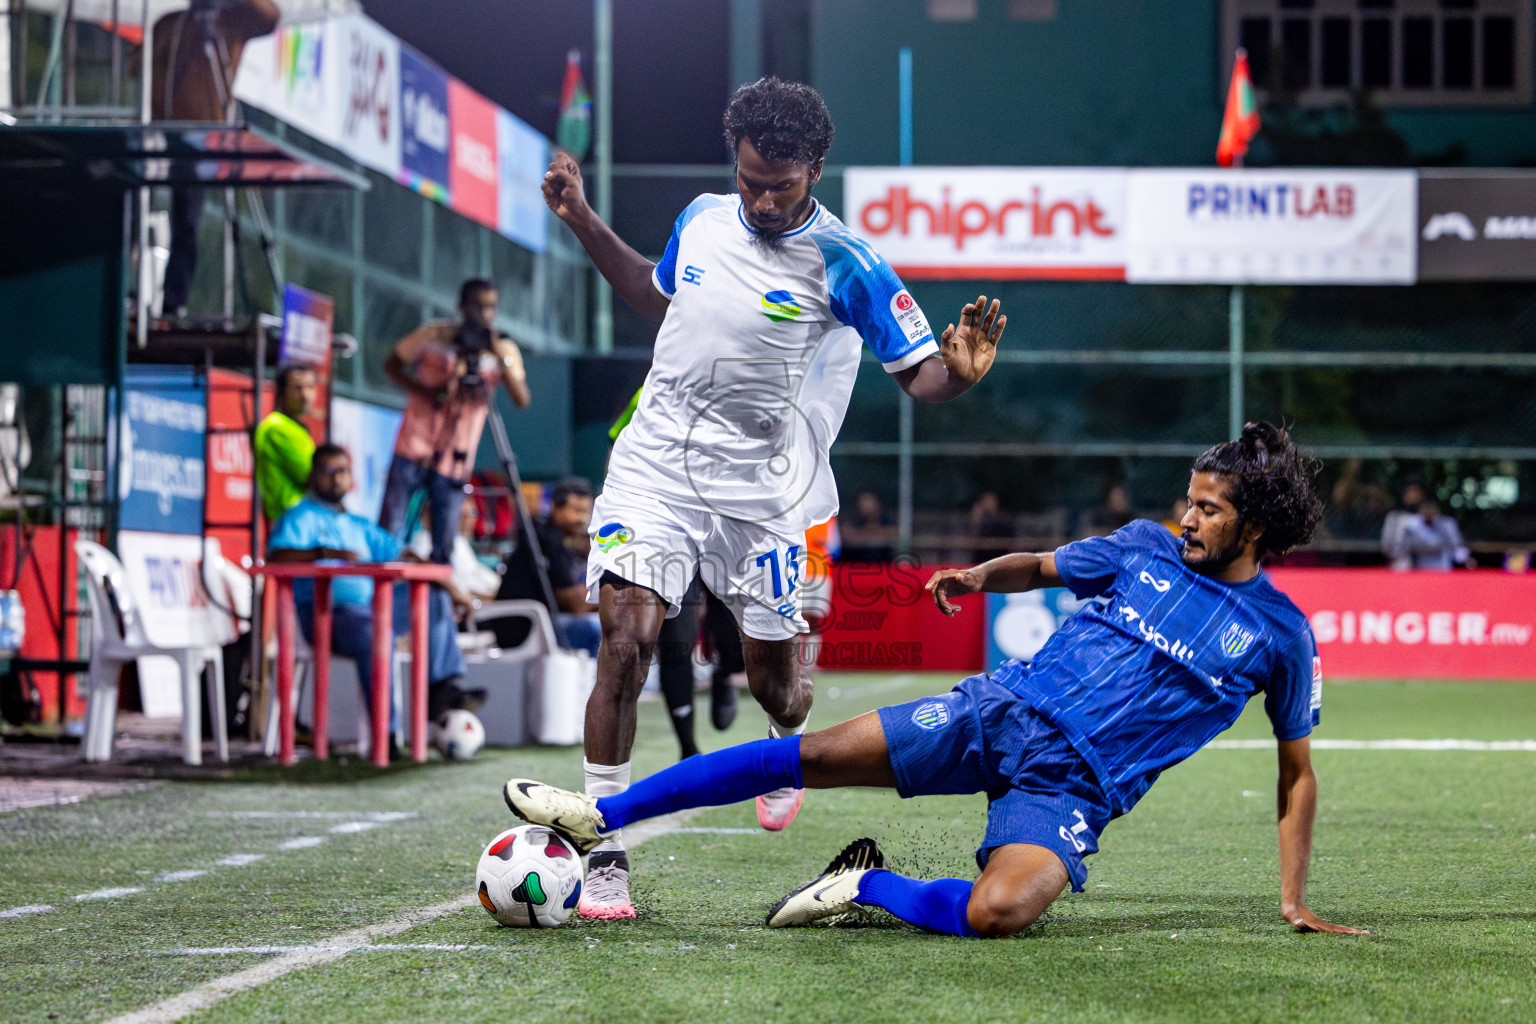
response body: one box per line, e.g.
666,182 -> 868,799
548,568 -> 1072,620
74,540 -> 228,765
469,600 -> 594,746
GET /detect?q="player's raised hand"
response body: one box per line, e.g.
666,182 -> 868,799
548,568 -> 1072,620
542,152 -> 591,225
1282,902 -> 1370,935
925,567 -> 983,616
939,295 -> 1005,387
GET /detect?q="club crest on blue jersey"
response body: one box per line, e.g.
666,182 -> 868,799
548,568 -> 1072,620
760,290 -> 802,323
1220,622 -> 1256,658
911,701 -> 949,730
596,522 -> 633,553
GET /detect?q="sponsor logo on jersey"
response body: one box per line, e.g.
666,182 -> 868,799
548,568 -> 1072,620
1221,622 -> 1256,658
596,522 -> 633,553
888,290 -> 931,343
1310,655 -> 1323,712
1115,602 -> 1225,689
760,290 -> 803,322
1138,569 -> 1172,592
682,265 -> 706,285
911,700 -> 949,730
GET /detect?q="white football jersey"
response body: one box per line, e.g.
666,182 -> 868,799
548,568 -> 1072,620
603,194 -> 939,530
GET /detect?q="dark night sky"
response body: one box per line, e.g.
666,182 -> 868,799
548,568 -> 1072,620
362,0 -> 731,164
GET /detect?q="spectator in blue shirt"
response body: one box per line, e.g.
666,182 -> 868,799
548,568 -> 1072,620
268,443 -> 483,737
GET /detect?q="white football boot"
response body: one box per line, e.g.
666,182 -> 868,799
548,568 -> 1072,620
502,778 -> 611,855
765,837 -> 885,928
577,848 -> 638,920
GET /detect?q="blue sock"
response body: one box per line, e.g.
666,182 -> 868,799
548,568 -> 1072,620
594,736 -> 803,830
856,870 -> 981,938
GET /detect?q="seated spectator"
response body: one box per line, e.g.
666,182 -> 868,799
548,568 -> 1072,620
1394,500 -> 1476,571
494,483 -> 600,656
1380,482 -> 1427,571
841,490 -> 895,563
268,444 -> 483,736
546,477 -> 596,579
967,490 -> 1013,563
410,499 -> 501,605
1077,484 -> 1134,539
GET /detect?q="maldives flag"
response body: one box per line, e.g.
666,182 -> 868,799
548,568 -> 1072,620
557,50 -> 592,161
1216,49 -> 1261,167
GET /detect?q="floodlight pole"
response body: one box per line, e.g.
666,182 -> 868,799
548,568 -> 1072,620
896,46 -> 914,557
1228,153 -> 1245,440
592,0 -> 613,355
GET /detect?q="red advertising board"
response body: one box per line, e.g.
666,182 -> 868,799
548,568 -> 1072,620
1268,569 -> 1536,680
812,564 -> 1536,682
813,563 -> 983,675
448,79 -> 498,229
0,525 -> 82,721
206,368 -> 274,567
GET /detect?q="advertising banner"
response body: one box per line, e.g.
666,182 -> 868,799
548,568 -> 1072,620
449,79 -> 499,230
118,366 -> 205,536
812,563 -> 984,674
233,19 -> 338,155
279,284 -> 334,439
1267,569 -> 1536,681
334,13 -> 401,179
399,46 -> 451,201
1418,172 -> 1536,281
205,368 -> 272,568
1126,169 -> 1417,284
329,396 -> 403,522
844,167 -> 1128,280
496,108 -> 549,254
986,589 -> 1103,672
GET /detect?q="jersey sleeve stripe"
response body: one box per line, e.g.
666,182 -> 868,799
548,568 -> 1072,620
881,339 -> 939,374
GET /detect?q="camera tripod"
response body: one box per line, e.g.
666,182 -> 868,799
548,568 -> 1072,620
486,408 -> 572,651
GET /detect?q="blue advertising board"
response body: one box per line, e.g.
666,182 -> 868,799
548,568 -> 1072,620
985,588 -> 1105,672
118,366 -> 206,536
496,107 -> 549,254
399,46 -> 451,200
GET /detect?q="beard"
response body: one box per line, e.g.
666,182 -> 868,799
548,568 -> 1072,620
747,227 -> 789,255
1180,527 -> 1245,577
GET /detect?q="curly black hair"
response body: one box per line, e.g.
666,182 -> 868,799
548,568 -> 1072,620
1192,421 -> 1323,559
722,77 -> 835,166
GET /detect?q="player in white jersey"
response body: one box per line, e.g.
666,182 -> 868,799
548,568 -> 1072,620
536,77 -> 1006,919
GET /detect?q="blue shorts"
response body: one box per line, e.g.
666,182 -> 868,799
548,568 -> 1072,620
877,673 -> 1114,892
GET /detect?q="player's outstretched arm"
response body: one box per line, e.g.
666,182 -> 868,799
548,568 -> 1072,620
925,552 -> 1061,616
895,295 -> 1006,403
1275,736 -> 1369,935
542,152 -> 670,323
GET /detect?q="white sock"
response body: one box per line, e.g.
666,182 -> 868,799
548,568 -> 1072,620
584,759 -> 631,854
768,718 -> 807,739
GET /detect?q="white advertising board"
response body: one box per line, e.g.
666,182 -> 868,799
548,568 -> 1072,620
1125,169 -> 1417,284
843,167 -> 1129,279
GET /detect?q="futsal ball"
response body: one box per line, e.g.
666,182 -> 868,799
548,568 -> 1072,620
431,709 -> 485,760
475,825 -> 584,928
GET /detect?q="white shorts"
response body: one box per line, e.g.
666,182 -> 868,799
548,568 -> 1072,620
586,487 -> 810,642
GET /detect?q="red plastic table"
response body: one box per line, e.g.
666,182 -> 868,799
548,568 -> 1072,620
257,562 -> 452,767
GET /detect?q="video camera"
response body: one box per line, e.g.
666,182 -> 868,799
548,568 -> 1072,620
452,321 -> 496,401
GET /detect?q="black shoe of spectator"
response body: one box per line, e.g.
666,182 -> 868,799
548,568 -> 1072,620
710,671 -> 738,731
428,678 -> 488,720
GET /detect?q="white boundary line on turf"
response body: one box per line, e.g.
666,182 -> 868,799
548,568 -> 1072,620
101,808 -> 706,1024
1207,738 -> 1536,751
164,943 -> 488,955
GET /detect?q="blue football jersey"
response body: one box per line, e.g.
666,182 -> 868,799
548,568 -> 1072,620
996,519 -> 1320,815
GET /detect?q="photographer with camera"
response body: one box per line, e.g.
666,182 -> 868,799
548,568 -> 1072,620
379,279 -> 531,565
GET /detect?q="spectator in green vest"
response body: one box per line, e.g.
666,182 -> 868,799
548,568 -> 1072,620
254,363 -> 317,526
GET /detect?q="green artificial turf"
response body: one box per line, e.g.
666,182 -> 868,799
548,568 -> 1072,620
1,675 -> 1533,1023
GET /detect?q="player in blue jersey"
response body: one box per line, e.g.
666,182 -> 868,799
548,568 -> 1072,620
504,422 -> 1368,937
539,77 -> 1006,917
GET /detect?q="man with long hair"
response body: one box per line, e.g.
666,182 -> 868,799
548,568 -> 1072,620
505,422 -> 1367,938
